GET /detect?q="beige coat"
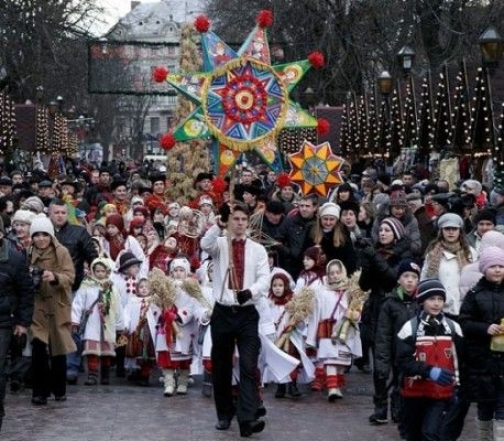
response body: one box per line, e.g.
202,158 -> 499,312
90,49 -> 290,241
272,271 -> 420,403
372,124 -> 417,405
30,239 -> 76,356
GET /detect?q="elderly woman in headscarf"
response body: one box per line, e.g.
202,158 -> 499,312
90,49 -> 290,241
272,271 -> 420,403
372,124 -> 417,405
29,215 -> 76,405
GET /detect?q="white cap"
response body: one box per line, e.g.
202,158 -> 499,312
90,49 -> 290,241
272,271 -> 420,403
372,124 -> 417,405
318,202 -> 341,219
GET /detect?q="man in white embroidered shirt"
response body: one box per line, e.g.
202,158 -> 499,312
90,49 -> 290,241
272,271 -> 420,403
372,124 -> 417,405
200,202 -> 270,437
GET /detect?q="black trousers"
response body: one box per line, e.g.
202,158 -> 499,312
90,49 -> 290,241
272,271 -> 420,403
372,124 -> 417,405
403,397 -> 448,441
31,338 -> 66,398
211,303 -> 261,423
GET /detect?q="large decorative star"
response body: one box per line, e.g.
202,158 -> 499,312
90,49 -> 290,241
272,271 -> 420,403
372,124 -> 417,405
289,140 -> 343,196
153,10 -> 326,174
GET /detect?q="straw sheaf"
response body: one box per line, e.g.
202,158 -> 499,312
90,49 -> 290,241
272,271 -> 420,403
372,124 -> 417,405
182,278 -> 212,310
148,268 -> 177,310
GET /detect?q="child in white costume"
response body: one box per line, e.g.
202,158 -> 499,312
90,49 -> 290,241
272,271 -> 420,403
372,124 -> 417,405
71,258 -> 124,386
295,246 -> 326,291
307,259 -> 362,401
266,273 -> 305,399
155,257 -> 208,397
123,278 -> 160,386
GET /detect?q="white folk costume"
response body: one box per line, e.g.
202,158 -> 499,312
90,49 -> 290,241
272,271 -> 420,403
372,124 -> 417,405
155,258 -> 206,396
263,273 -> 312,398
306,260 -> 361,401
123,292 -> 160,385
71,258 -> 124,385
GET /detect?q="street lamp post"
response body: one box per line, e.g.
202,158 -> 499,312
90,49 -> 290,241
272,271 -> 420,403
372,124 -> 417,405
478,26 -> 504,72
377,71 -> 394,159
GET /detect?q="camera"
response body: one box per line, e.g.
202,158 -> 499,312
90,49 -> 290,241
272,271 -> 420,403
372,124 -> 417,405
30,266 -> 44,291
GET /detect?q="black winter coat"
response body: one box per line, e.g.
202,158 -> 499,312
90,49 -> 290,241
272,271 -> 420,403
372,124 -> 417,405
374,288 -> 420,378
0,239 -> 34,329
358,237 -> 414,339
54,222 -> 98,292
277,213 -> 316,278
459,277 -> 504,401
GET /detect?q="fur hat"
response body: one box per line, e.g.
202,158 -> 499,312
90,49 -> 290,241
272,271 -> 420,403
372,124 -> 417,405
416,279 -> 446,304
339,200 -> 360,216
12,209 -> 37,225
474,208 -> 496,225
170,257 -> 191,275
21,196 -> 45,214
479,246 -> 504,274
381,217 -> 405,240
318,202 -> 341,219
117,252 -> 142,273
397,258 -> 421,279
29,215 -> 55,239
389,190 -> 408,207
437,213 -> 463,230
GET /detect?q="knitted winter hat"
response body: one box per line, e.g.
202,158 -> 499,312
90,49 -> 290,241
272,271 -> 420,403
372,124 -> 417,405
437,213 -> 463,230
170,257 -> 190,275
397,258 -> 421,279
12,209 -> 37,225
132,205 -> 149,217
479,246 -> 504,274
416,279 -> 446,304
106,214 -> 124,231
389,190 -> 408,207
381,217 -> 405,240
29,215 -> 55,239
21,196 -> 45,214
318,202 -> 341,219
480,231 -> 504,254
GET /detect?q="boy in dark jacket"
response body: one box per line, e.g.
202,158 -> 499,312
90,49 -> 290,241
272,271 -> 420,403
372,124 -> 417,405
459,246 -> 504,440
397,279 -> 463,441
370,258 -> 421,425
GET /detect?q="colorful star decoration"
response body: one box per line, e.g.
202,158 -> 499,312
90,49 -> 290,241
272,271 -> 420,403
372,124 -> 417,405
153,10 -> 325,175
288,140 -> 344,196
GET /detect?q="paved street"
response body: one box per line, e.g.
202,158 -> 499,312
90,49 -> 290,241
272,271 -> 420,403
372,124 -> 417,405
2,369 -> 477,441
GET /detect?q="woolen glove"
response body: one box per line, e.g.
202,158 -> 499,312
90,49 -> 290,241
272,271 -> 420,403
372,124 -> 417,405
429,367 -> 454,386
237,289 -> 252,305
218,203 -> 231,223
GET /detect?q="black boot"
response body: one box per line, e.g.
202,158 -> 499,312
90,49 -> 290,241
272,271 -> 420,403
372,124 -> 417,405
287,381 -> 301,398
84,371 -> 98,386
369,407 -> 388,424
274,383 -> 286,399
101,364 -> 110,385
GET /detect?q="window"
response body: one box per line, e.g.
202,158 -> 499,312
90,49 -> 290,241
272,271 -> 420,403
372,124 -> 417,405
151,117 -> 160,135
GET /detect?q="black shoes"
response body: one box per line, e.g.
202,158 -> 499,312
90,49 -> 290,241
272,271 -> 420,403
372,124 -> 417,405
67,375 -> 78,385
31,396 -> 48,405
275,383 -> 286,398
369,408 -> 388,424
287,382 -> 302,398
239,420 -> 265,437
55,395 -> 67,402
215,418 -> 232,431
255,404 -> 266,418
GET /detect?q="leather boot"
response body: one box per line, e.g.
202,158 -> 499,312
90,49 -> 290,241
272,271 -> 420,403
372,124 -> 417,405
163,369 -> 175,397
275,383 -> 286,399
84,371 -> 98,386
100,364 -> 110,385
287,381 -> 301,398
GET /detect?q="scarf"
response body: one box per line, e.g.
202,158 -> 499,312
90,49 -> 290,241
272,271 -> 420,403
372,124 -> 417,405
268,291 -> 293,306
425,240 -> 469,279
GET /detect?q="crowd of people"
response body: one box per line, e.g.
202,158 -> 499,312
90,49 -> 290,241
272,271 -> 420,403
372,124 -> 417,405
1,159 -> 504,440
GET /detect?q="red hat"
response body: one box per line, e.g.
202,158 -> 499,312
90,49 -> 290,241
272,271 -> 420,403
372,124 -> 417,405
106,214 -> 124,231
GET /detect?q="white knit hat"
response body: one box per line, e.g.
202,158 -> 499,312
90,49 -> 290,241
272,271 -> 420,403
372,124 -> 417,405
170,257 -> 190,275
12,209 -> 37,225
21,196 -> 45,214
29,214 -> 55,239
318,202 -> 341,219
